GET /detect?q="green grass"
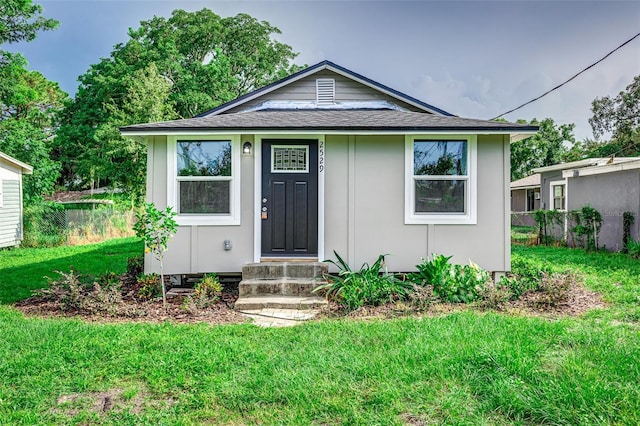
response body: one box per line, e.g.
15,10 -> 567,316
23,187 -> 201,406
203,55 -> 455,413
0,237 -> 142,304
0,238 -> 638,424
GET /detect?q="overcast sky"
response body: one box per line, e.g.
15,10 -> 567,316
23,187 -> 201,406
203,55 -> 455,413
6,0 -> 640,141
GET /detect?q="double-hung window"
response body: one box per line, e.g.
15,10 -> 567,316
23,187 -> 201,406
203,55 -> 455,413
405,136 -> 477,224
550,181 -> 566,210
168,136 -> 241,225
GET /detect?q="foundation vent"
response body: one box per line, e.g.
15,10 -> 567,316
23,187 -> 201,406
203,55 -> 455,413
316,78 -> 335,105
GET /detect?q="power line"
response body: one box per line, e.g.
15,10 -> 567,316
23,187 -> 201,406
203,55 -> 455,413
491,31 -> 640,120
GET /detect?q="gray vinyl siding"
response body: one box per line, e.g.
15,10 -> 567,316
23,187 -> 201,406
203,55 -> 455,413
324,134 -> 509,273
0,180 -> 22,248
145,134 -> 256,274
147,132 -> 510,274
225,70 -> 424,113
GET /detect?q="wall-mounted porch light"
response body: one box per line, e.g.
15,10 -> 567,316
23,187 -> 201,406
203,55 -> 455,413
242,141 -> 252,155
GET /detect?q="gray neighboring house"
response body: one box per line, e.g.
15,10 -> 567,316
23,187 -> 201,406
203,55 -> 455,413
0,151 -> 33,248
510,173 -> 541,227
533,157 -> 640,251
121,60 -> 538,279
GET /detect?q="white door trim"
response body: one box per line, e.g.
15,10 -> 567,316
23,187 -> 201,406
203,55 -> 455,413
253,134 -> 325,263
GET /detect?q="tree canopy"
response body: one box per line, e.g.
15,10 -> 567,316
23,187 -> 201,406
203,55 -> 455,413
0,2 -> 65,204
55,9 -> 302,201
510,118 -> 575,181
0,0 -> 58,44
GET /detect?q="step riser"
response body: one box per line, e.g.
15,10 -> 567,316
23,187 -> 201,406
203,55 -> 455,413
242,263 -> 328,280
239,281 -> 324,297
234,299 -> 327,310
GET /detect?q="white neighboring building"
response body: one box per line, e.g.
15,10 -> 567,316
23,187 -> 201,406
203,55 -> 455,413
0,151 -> 33,248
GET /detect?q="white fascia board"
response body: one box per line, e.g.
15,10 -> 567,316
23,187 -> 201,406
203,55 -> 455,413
121,129 -> 537,137
562,160 -> 640,178
0,152 -> 33,174
510,185 -> 539,190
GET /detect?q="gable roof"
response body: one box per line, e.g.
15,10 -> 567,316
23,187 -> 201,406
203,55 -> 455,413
196,60 -> 454,117
510,173 -> 540,189
0,151 -> 33,174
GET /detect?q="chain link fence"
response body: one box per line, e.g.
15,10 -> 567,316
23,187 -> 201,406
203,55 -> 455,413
23,203 -> 135,247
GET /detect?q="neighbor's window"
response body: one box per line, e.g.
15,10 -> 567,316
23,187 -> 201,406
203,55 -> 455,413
177,140 -> 232,214
413,140 -> 468,214
552,183 -> 565,210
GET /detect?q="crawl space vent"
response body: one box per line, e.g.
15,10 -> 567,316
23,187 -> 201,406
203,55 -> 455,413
316,78 -> 335,105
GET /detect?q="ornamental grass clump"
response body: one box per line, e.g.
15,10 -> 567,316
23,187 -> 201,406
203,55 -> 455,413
314,251 -> 412,310
183,273 -> 223,314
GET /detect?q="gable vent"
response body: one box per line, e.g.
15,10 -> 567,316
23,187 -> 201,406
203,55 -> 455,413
316,78 -> 335,105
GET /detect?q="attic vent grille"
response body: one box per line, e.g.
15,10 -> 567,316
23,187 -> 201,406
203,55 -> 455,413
316,78 -> 335,105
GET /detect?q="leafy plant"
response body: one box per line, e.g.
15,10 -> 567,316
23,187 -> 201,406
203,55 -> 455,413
314,252 -> 412,310
569,205 -> 603,251
36,270 -> 87,311
409,254 -> 490,303
626,239 -> 640,259
533,209 -> 565,246
134,203 -> 178,306
136,273 -> 161,301
183,273 -> 223,313
126,255 -> 144,278
531,272 -> 575,308
499,255 -> 553,299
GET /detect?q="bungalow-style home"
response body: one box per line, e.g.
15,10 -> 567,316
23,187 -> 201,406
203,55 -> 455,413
510,173 -> 540,226
533,157 -> 640,251
121,60 -> 537,307
0,151 -> 33,248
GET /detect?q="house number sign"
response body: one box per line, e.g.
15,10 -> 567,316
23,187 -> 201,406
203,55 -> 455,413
319,140 -> 325,173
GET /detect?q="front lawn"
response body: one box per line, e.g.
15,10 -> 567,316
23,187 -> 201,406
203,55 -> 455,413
0,237 -> 142,304
0,239 -> 638,424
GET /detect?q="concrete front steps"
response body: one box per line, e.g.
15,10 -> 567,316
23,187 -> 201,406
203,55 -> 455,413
234,262 -> 328,311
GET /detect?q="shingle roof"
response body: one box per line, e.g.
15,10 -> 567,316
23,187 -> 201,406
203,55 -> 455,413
121,110 -> 538,133
510,173 -> 541,189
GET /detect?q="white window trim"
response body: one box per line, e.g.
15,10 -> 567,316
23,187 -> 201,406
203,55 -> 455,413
167,135 -> 241,226
549,179 -> 567,212
404,135 -> 477,224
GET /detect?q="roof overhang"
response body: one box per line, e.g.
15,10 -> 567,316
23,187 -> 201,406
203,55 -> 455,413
0,151 -> 33,174
562,159 -> 640,178
121,129 -> 537,137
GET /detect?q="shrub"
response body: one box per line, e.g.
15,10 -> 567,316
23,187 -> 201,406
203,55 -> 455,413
407,284 -> 437,311
183,273 -> 223,313
409,254 -> 491,303
477,282 -> 511,310
626,239 -> 640,259
35,270 -> 133,315
569,205 -> 603,251
531,272 -> 575,308
126,255 -> 144,277
136,273 -> 161,301
500,255 -> 553,299
314,252 -> 412,310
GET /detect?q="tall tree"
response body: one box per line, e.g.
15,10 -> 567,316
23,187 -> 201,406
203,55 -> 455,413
0,52 -> 67,203
510,118 -> 575,181
56,9 -> 302,200
0,0 -> 58,44
0,1 -> 64,204
587,75 -> 640,157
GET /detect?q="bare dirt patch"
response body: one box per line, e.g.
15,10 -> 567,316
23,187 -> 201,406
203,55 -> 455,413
52,386 -> 174,417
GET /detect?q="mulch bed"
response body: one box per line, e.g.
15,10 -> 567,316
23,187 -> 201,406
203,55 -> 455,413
13,280 -> 606,325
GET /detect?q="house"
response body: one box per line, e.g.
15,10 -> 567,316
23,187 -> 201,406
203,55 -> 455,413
0,151 -> 33,248
510,173 -> 540,226
533,157 -> 640,250
120,60 -> 538,289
